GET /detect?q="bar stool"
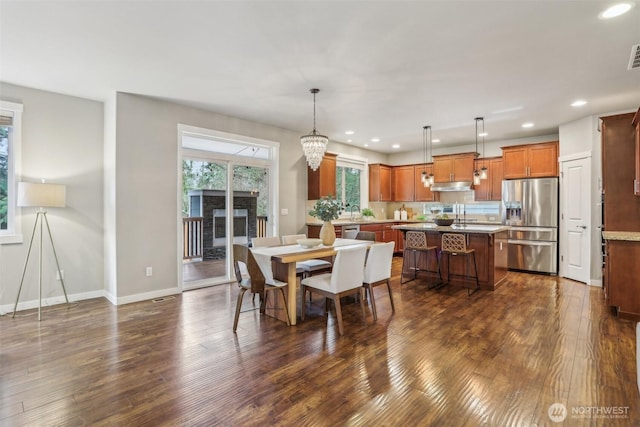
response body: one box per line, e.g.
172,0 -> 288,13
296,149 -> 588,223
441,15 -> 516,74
439,233 -> 479,296
401,231 -> 441,286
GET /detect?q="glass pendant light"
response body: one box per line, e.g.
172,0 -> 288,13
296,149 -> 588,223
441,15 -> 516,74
422,125 -> 431,187
473,117 -> 481,184
478,117 -> 488,180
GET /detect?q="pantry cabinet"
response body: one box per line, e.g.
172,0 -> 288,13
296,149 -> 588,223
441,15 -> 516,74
369,164 -> 393,201
633,108 -> 640,196
501,141 -> 558,179
307,153 -> 337,200
433,153 -> 476,182
473,157 -> 503,201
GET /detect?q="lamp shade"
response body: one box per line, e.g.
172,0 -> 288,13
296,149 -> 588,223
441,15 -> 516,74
17,182 -> 66,208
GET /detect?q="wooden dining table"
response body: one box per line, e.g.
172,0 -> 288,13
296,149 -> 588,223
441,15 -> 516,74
251,238 -> 371,325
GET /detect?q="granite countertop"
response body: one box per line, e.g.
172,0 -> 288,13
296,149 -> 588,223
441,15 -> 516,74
391,223 -> 510,234
307,219 -> 503,226
602,231 -> 640,242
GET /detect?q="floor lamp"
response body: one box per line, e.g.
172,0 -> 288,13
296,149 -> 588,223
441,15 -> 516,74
12,181 -> 69,320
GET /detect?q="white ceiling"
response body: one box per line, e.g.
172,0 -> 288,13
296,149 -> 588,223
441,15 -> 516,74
1,1 -> 639,153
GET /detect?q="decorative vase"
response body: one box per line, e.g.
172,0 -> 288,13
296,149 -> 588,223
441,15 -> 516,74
319,221 -> 336,246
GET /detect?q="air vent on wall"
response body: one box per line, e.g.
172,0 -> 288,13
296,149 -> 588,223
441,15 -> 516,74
629,44 -> 640,70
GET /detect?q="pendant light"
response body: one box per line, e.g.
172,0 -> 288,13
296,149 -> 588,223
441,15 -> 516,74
421,125 -> 432,187
300,88 -> 328,171
479,117 -> 488,179
473,118 -> 482,185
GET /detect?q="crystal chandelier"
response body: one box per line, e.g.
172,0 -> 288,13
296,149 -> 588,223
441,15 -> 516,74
300,88 -> 328,171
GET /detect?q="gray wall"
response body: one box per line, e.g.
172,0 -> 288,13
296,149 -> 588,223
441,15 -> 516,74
0,83 -> 104,311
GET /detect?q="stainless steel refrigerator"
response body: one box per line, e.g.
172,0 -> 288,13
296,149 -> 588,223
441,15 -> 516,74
502,177 -> 559,274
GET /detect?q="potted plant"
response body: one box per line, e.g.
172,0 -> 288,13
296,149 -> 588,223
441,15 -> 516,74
309,195 -> 340,245
361,207 -> 375,220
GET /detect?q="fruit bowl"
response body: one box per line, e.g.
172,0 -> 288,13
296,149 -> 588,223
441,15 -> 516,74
434,218 -> 455,226
297,238 -> 322,248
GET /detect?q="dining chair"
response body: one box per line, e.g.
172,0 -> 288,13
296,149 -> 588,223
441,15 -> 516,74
232,244 -> 291,332
300,246 -> 368,336
281,234 -> 332,277
355,231 -> 376,241
362,241 -> 395,321
343,230 -> 359,239
251,236 -> 281,247
401,230 -> 441,286
439,233 -> 479,296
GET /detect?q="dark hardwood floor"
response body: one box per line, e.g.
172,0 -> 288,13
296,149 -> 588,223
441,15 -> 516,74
2,259 -> 638,426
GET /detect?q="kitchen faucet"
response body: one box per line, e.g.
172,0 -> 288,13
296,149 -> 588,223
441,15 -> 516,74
349,204 -> 360,219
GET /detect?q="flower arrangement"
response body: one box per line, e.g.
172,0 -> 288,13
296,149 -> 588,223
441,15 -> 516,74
309,195 -> 340,222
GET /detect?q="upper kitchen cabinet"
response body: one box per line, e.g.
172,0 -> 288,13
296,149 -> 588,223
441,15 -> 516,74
393,165 -> 415,202
473,157 -> 503,201
601,112 -> 640,231
633,107 -> 640,196
369,163 -> 393,201
307,153 -> 337,200
432,152 -> 476,182
501,141 -> 558,179
414,164 -> 439,202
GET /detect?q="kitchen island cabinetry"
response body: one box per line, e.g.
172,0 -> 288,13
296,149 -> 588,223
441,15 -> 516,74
393,224 -> 509,291
307,153 -> 337,200
603,232 -> 640,320
369,163 -> 393,201
433,153 -> 476,183
501,141 -> 558,179
474,157 -> 503,201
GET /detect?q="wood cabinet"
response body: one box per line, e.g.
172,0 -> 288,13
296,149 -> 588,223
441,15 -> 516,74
473,157 -> 503,201
393,165 -> 415,202
604,239 -> 640,320
602,112 -> 640,231
502,141 -> 558,179
307,224 -> 342,239
633,108 -> 640,196
359,223 -> 383,242
414,164 -> 438,201
433,153 -> 476,182
307,153 -> 337,200
369,164 -> 393,201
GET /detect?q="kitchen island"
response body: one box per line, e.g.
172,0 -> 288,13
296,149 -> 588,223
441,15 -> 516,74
392,223 -> 510,291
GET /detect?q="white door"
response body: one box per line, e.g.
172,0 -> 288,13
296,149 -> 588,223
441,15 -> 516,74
560,157 -> 590,283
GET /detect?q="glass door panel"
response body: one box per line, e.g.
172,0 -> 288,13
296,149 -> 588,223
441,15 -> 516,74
232,165 -> 270,242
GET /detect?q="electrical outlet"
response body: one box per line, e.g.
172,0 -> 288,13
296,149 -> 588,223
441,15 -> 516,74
281,208 -> 288,215
146,267 -> 153,277
56,270 -> 64,280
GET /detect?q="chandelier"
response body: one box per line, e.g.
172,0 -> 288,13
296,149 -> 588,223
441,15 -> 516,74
300,88 -> 328,171
421,125 -> 435,187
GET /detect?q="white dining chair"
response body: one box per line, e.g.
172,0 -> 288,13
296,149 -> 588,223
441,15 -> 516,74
300,246 -> 368,336
362,241 -> 395,321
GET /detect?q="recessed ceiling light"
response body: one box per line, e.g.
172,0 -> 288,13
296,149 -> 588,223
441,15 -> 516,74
571,100 -> 587,107
432,139 -> 440,143
392,144 -> 400,149
345,130 -> 355,135
478,132 -> 488,137
599,2 -> 634,19
371,138 -> 380,142
363,144 -> 369,147
347,139 -> 352,143
522,122 -> 534,128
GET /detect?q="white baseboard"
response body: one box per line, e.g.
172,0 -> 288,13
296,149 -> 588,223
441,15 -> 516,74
0,286 -> 182,316
590,279 -> 602,287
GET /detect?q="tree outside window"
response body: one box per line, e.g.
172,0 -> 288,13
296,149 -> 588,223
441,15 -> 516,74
0,126 -> 9,230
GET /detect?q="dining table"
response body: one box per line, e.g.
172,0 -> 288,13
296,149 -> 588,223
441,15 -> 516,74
251,238 -> 372,325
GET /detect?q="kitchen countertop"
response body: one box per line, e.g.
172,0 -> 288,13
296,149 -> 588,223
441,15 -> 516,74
392,223 -> 510,234
307,219 -> 503,226
602,231 -> 640,242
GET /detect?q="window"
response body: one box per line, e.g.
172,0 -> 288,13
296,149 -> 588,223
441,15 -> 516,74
335,154 -> 368,215
0,101 -> 23,244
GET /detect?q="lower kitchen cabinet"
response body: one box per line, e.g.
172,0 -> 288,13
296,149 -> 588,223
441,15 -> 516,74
604,236 -> 640,320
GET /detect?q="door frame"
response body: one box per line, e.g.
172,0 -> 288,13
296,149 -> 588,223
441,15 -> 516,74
559,151 -> 592,284
177,124 -> 280,290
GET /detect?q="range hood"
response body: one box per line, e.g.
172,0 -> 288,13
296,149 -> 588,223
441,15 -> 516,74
430,181 -> 473,192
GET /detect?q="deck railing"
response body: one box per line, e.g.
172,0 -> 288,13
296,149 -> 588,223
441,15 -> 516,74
183,217 -> 203,260
256,216 -> 268,238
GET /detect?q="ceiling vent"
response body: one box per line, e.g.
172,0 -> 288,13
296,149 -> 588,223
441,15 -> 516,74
629,44 -> 640,70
